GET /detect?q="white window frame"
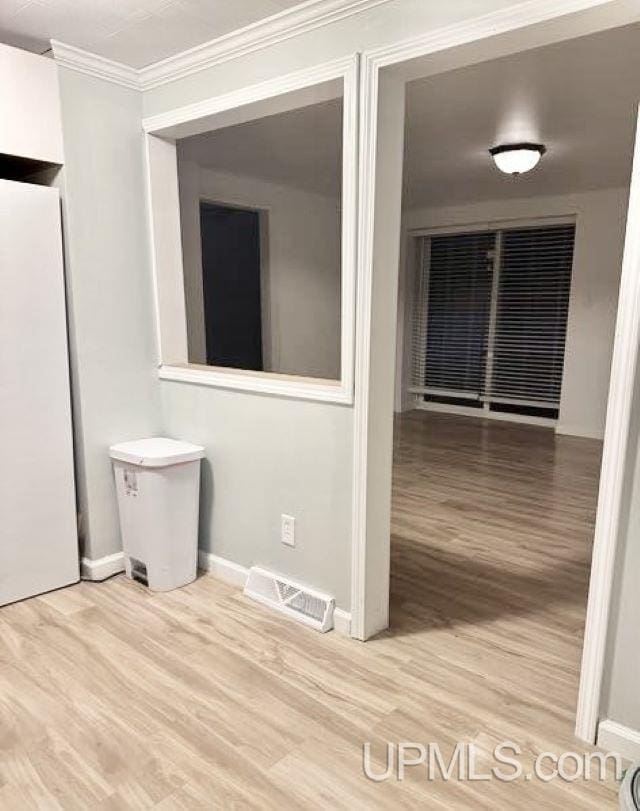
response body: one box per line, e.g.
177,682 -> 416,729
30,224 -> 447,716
142,54 -> 359,404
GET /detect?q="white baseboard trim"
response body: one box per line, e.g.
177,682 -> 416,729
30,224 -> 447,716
80,551 -> 125,581
333,607 -> 352,636
416,401 -> 556,429
555,423 -> 604,441
597,719 -> 640,763
197,551 -> 352,636
198,551 -> 249,588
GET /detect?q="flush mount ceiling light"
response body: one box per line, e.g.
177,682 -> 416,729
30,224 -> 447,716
489,143 -> 546,175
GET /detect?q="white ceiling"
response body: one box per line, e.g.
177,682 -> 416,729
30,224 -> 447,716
176,24 -> 640,208
404,22 -> 640,209
178,97 -> 343,199
0,0 -> 304,67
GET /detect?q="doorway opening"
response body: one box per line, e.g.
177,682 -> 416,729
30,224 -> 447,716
199,201 -> 264,371
369,21 -> 640,795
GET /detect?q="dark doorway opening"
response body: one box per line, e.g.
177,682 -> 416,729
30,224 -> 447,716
199,202 -> 263,371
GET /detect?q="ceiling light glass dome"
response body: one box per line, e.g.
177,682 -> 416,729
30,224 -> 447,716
489,143 -> 546,175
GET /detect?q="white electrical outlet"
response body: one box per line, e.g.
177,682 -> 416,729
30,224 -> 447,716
281,514 -> 295,547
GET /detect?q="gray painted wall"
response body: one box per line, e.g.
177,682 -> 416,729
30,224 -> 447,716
57,67 -> 161,561
602,365 -> 640,732
52,0 -> 639,734
160,382 -> 353,607
138,0 -> 640,661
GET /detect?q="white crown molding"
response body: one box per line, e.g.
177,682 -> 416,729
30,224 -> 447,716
364,0 -> 624,67
50,1 -> 386,92
138,0 -> 388,91
51,0 -> 615,94
51,40 -> 139,90
51,0 -> 611,91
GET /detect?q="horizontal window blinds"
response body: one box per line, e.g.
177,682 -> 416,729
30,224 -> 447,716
412,222 -> 575,416
489,225 -> 575,406
413,232 -> 494,398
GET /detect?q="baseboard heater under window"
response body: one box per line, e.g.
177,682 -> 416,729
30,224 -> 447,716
244,566 -> 335,632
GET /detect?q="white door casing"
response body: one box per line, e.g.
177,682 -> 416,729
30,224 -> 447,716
351,0 -> 640,746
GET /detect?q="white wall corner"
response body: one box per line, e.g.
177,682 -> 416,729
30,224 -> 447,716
597,719 -> 640,763
80,551 -> 125,581
51,40 -> 140,90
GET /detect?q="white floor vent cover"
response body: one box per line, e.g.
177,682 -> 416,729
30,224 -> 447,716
244,566 -> 335,632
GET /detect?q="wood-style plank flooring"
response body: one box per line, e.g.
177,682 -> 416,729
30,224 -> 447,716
0,411 -> 615,808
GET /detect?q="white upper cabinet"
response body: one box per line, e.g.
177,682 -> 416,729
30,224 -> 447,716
0,43 -> 64,165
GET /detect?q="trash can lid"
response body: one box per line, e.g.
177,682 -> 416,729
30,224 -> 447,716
109,437 -> 205,467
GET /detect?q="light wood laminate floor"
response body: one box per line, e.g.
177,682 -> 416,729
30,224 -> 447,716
0,412 -> 615,808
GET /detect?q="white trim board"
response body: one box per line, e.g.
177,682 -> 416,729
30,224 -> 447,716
576,106 -> 640,744
80,552 -> 125,581
198,551 -> 248,588
332,607 -> 352,637
141,56 -> 351,135
197,551 -> 351,635
597,719 -> 640,763
144,54 -> 358,406
51,0 -> 626,93
418,404 -> 606,439
51,41 -> 139,90
159,365 -> 352,405
50,1 -> 388,91
362,0 -> 628,72
139,0 -> 388,91
78,549 -> 352,634
407,214 -> 577,239
350,0 -> 640,734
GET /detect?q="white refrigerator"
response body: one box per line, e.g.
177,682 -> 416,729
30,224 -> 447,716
0,179 -> 79,605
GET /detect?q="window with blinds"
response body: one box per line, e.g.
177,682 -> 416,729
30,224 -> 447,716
413,232 -> 494,403
411,222 -> 575,419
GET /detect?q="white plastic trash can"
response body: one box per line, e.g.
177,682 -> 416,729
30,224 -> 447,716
109,437 -> 205,592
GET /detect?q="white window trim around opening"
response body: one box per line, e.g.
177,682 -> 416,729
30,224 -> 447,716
405,214 -> 577,427
142,53 -> 359,405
